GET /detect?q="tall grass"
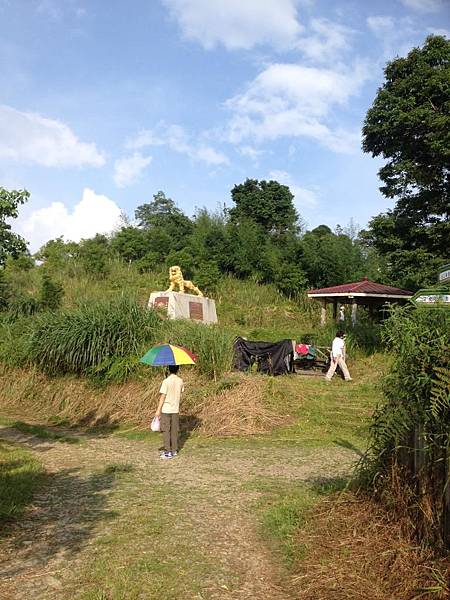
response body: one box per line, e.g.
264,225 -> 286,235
162,319 -> 235,380
28,297 -> 161,377
0,314 -> 34,367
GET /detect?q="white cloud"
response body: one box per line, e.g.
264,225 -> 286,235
224,62 -> 367,153
238,145 -> 265,161
268,169 -> 318,208
17,188 -> 122,252
367,15 -> 419,59
298,18 -> 353,63
367,15 -> 396,34
162,0 -> 302,50
0,105 -> 105,167
427,26 -> 450,37
113,152 -> 152,188
400,0 -> 445,13
127,123 -> 229,166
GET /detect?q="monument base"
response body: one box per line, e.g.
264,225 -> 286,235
148,291 -> 218,324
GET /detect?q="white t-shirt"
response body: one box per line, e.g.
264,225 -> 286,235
159,374 -> 184,413
331,337 -> 345,358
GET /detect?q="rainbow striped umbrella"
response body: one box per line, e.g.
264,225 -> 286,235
139,344 -> 197,366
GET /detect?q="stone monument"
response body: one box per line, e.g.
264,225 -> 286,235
148,265 -> 218,324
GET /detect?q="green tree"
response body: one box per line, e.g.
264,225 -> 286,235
300,225 -> 365,288
229,178 -> 298,236
194,260 -> 221,296
189,208 -> 230,270
362,35 -> 450,289
135,191 -> 193,250
274,262 -> 308,297
111,226 -> 148,262
0,187 -> 29,266
36,237 -> 79,273
78,235 -> 111,278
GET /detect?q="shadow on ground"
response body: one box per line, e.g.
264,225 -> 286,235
333,437 -> 365,458
0,462 -> 119,579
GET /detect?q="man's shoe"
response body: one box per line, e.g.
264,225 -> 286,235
160,451 -> 173,460
172,451 -> 178,456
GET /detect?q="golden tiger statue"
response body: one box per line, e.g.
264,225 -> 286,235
166,265 -> 203,296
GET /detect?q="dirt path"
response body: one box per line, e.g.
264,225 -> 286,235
0,426 -> 356,600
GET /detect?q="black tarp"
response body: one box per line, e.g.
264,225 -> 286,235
233,337 -> 294,376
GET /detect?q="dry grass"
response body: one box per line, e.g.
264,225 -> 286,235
289,492 -> 450,600
195,375 -> 289,437
0,365 -> 167,428
0,367 -> 287,437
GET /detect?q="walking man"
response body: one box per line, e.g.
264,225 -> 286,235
325,330 -> 352,382
155,365 -> 184,459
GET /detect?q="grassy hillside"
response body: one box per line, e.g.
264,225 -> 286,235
0,260 -> 381,433
4,260 -> 320,338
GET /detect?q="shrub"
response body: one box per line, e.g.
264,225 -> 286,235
359,306 -> 450,549
194,260 -> 221,296
39,274 -> 64,310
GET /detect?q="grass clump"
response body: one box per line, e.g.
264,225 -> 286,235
28,297 -> 161,378
103,462 -> 134,474
162,319 -> 235,380
0,439 -> 45,525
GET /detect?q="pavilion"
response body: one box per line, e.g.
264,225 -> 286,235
307,278 -> 413,325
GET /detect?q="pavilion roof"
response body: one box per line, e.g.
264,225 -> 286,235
307,278 -> 413,298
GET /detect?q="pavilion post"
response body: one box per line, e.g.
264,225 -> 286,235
332,301 -> 337,321
320,299 -> 327,325
351,302 -> 357,325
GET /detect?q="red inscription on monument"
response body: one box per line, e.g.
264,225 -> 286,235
189,302 -> 203,321
154,296 -> 169,309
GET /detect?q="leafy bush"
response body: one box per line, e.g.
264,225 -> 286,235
28,298 -> 161,376
194,260 -> 221,296
39,274 -> 64,310
359,306 -> 450,549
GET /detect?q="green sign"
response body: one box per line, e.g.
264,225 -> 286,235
438,263 -> 450,284
411,288 -> 450,308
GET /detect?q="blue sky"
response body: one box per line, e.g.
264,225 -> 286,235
1,0 -> 449,251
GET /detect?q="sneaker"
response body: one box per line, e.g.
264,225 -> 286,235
160,451 -> 173,460
172,451 -> 178,457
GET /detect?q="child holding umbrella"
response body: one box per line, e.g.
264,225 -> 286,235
155,365 -> 184,459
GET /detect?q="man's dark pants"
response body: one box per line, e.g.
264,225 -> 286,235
161,413 -> 179,453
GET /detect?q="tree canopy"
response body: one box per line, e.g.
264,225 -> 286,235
362,35 -> 450,288
229,178 -> 298,236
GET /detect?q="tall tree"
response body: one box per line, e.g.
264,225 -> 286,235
0,187 -> 29,266
229,178 -> 298,236
362,35 -> 450,288
135,191 -> 192,250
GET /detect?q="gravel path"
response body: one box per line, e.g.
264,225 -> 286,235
0,426 -> 356,600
